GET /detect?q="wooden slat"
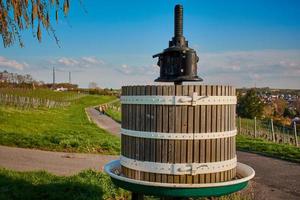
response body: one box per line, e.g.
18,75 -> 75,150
121,86 -> 126,129
127,86 -> 132,179
211,85 -> 217,183
135,86 -> 141,180
143,85 -> 151,181
220,85 -> 226,182
229,86 -> 233,181
168,85 -> 175,183
216,85 -> 222,182
149,86 -> 156,182
135,86 -> 141,160
121,87 -> 125,157
193,85 -> 200,183
231,87 -> 235,181
139,86 -> 145,180
187,85 -> 194,184
232,86 -> 237,180
162,86 -> 169,183
121,86 -> 127,180
131,86 -> 137,179
199,85 -> 206,183
233,86 -> 236,159
121,86 -> 126,128
205,85 -> 211,183
155,85 -> 163,183
150,85 -> 157,162
180,85 -> 188,184
174,85 -> 182,184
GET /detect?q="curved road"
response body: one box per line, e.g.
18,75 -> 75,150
0,106 -> 299,200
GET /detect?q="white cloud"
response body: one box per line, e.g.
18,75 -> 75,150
57,57 -> 80,66
81,57 -> 104,65
199,50 -> 300,87
0,56 -> 27,70
117,63 -> 159,76
55,56 -> 104,68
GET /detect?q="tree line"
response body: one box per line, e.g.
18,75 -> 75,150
237,88 -> 300,128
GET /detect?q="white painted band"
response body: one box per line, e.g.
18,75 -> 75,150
120,156 -> 237,175
121,128 -> 237,140
121,93 -> 236,106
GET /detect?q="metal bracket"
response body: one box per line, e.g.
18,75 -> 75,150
192,92 -> 198,106
120,156 -> 237,175
121,93 -> 236,106
121,129 -> 237,140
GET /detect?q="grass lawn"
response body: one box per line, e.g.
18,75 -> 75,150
104,100 -> 121,123
0,168 -> 252,200
0,168 -> 129,200
0,94 -> 120,155
0,88 -> 83,101
236,134 -> 300,163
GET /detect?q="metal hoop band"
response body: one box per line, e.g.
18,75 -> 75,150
121,93 -> 236,106
121,129 -> 237,140
120,156 -> 237,175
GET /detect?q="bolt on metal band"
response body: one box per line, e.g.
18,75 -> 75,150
120,156 -> 237,176
121,129 -> 237,140
121,93 -> 236,106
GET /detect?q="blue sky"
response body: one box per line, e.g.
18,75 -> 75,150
1,0 -> 300,88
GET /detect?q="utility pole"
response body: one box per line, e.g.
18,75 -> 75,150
52,67 -> 55,88
69,71 -> 71,84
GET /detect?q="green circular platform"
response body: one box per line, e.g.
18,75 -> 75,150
104,160 -> 255,198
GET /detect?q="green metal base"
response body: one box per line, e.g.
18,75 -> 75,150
111,176 -> 248,197
104,160 -> 255,198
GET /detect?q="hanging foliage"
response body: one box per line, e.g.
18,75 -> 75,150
0,0 -> 70,47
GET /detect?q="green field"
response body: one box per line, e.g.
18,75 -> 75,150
105,100 -> 121,123
0,168 -> 128,200
0,89 -> 120,154
0,88 -> 83,101
0,88 -> 86,109
236,135 -> 300,163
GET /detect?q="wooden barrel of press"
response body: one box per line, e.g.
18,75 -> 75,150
121,85 -> 236,184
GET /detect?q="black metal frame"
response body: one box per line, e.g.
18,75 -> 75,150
153,4 -> 203,84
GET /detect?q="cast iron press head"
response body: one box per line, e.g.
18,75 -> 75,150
153,4 -> 203,84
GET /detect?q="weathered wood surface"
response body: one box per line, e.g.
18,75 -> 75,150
121,85 -> 236,183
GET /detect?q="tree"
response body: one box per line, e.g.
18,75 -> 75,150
292,99 -> 300,115
0,0 -> 70,47
237,89 -> 264,119
263,104 -> 274,118
283,107 -> 296,118
273,99 -> 287,116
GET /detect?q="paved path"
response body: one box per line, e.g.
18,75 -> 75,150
238,151 -> 300,200
85,106 -> 120,137
0,145 -> 117,176
0,104 -> 299,199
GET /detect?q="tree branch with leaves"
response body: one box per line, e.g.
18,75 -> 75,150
0,0 -> 70,47
237,89 -> 264,119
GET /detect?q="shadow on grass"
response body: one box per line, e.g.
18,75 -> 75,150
0,169 -> 127,200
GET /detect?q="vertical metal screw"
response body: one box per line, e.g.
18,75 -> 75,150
174,4 -> 183,37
